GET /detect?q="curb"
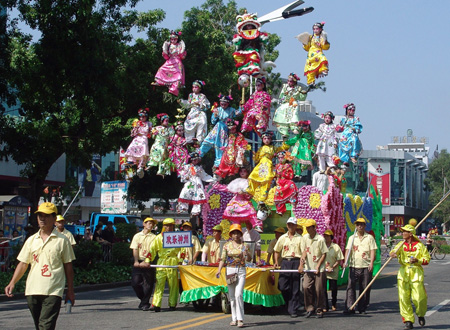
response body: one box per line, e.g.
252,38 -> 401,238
0,281 -> 131,303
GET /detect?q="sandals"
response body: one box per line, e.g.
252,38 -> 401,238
230,321 -> 237,326
237,321 -> 244,328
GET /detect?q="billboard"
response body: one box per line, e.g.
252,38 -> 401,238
368,161 -> 391,206
100,181 -> 128,214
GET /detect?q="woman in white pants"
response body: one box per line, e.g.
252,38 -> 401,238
216,224 -> 251,328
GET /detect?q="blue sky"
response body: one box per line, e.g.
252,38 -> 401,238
136,0 -> 450,153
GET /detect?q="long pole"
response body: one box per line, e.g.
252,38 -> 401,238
63,185 -> 83,217
349,189 -> 450,311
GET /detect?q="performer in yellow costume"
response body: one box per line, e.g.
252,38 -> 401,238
302,22 -> 330,86
246,131 -> 275,203
390,224 -> 430,329
148,218 -> 182,312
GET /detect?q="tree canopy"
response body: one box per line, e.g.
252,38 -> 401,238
425,149 -> 450,225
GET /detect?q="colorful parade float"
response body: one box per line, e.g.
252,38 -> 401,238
121,0 -> 383,312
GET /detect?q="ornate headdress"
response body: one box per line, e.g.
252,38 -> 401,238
322,111 -> 335,120
138,108 -> 149,117
288,73 -> 300,82
192,80 -> 205,89
156,113 -> 169,122
260,131 -> 273,138
170,30 -> 182,39
313,22 -> 325,30
256,77 -> 266,85
175,121 -> 184,130
225,118 -> 239,127
298,120 -> 311,127
343,103 -> 356,113
218,93 -> 233,103
189,151 -> 201,162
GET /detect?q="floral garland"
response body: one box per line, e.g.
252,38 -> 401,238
321,176 -> 346,251
202,182 -> 234,236
293,185 -> 326,233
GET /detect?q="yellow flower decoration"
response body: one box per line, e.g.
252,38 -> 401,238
309,193 -> 321,209
220,219 -> 232,240
209,194 -> 221,209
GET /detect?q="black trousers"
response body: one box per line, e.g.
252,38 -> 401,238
278,258 -> 301,315
26,295 -> 62,330
345,267 -> 372,312
131,263 -> 156,306
325,278 -> 338,310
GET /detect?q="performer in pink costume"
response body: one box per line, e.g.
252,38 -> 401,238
241,77 -> 271,134
168,122 -> 189,176
152,31 -> 186,96
124,108 -> 152,175
223,167 -> 262,231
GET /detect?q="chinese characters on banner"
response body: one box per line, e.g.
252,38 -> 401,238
368,161 -> 391,206
163,231 -> 192,248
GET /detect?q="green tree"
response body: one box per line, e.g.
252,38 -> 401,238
1,0 -> 167,223
424,149 -> 450,225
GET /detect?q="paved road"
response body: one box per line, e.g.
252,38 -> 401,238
1,259 -> 449,330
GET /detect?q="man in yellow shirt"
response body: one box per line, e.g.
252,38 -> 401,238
343,218 -> 377,315
130,217 -> 157,311
4,202 -> 75,330
202,224 -> 223,264
179,221 -> 202,265
323,229 -> 344,311
274,217 -> 303,318
298,219 -> 328,318
55,215 -> 76,246
266,227 -> 285,265
149,218 -> 182,312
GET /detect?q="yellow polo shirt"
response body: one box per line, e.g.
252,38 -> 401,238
325,243 -> 344,280
60,228 -> 76,245
301,233 -> 328,272
179,235 -> 202,263
202,238 -> 221,263
17,229 -> 75,297
130,231 -> 156,261
346,232 -> 377,268
273,233 -> 303,259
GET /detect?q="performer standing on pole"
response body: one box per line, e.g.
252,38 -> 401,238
390,223 -> 430,329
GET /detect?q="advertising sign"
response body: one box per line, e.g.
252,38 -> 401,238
101,181 -> 128,214
368,161 -> 391,206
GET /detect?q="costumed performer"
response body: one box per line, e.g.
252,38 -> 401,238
152,31 -> 186,96
284,120 -> 316,180
180,80 -> 210,144
336,103 -> 363,169
298,22 -> 330,86
148,218 -> 182,312
272,73 -> 308,138
273,149 -> 298,215
223,166 -> 261,232
199,94 -> 242,168
147,113 -> 175,176
240,77 -> 271,135
390,224 -> 430,330
177,152 -> 215,216
215,119 -> 249,179
246,131 -> 275,203
168,121 -> 189,176
124,108 -> 152,178
314,111 -> 339,174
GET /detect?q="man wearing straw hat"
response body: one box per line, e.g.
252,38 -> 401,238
130,217 -> 158,311
148,218 -> 182,312
274,218 -> 303,318
343,218 -> 377,315
390,224 -> 430,329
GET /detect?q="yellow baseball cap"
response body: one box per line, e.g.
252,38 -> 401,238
274,227 -> 286,234
355,218 -> 366,224
56,215 -> 65,222
212,225 -> 223,231
182,221 -> 192,228
144,217 -> 157,224
163,218 -> 175,225
305,219 -> 316,227
229,223 -> 243,234
400,224 -> 416,235
323,229 -> 334,236
35,202 -> 57,215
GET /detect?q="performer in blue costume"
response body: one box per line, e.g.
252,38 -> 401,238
337,103 -> 363,168
199,94 -> 241,167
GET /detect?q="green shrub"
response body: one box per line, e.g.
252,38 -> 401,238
72,240 -> 103,269
73,263 -> 131,286
0,269 -> 28,294
115,223 -> 138,242
112,242 -> 132,266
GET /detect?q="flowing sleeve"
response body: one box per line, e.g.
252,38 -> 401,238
278,84 -> 288,104
198,167 -> 214,183
262,92 -> 271,109
354,117 -> 363,134
417,243 -> 431,266
199,94 -> 210,111
314,125 -> 323,139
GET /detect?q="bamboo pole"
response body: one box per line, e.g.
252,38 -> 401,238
349,189 -> 450,311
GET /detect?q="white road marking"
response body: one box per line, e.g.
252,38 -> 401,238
425,299 -> 450,317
